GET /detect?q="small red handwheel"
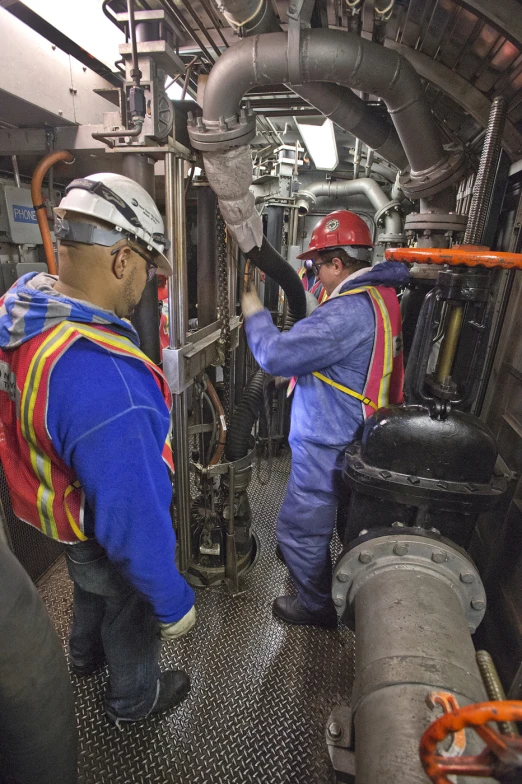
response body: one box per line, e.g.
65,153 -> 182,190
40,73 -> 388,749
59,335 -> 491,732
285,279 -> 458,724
419,700 -> 522,783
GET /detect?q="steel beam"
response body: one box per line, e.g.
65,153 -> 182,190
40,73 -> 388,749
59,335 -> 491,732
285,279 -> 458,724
385,38 -> 522,160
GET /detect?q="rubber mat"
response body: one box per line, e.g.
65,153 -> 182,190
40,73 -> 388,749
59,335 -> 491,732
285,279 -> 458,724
38,450 -> 355,784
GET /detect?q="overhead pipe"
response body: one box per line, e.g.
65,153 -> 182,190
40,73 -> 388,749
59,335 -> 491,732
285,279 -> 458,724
214,0 -> 407,170
31,150 -> 74,275
295,178 -> 404,241
190,28 -> 465,199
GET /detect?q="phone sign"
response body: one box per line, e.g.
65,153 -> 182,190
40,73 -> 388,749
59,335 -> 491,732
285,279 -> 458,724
12,205 -> 38,224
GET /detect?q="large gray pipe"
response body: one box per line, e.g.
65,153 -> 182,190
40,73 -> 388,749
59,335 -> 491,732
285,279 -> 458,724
216,1 -> 407,170
296,178 -> 403,238
332,533 -> 491,784
200,28 -> 447,181
354,568 -> 488,784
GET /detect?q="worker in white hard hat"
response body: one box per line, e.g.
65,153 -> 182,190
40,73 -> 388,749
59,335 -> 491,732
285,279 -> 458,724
0,173 -> 195,725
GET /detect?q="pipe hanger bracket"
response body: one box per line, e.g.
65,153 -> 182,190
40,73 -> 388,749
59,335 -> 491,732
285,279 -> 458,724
286,0 -> 314,86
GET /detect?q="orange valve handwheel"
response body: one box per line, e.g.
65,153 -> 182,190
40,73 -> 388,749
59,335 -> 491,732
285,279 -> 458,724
419,700 -> 522,783
385,245 -> 522,270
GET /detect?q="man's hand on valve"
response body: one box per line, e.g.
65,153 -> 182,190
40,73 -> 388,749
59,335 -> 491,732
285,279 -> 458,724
241,289 -> 264,320
159,606 -> 196,641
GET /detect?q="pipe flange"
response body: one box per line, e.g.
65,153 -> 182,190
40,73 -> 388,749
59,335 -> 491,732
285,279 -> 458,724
373,199 -> 402,228
376,232 -> 407,246
188,109 -> 257,152
404,211 -> 468,233
399,147 -> 467,199
332,530 -> 486,631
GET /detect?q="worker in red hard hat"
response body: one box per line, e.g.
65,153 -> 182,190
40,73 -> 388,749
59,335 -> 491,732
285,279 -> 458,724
241,209 -> 409,628
296,210 -> 374,303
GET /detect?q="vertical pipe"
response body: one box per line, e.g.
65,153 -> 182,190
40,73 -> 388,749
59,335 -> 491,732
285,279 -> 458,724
122,154 -> 160,363
463,96 -> 508,246
165,153 -> 191,574
353,138 -> 362,180
197,187 -> 218,328
127,0 -> 141,85
227,234 -> 238,410
264,206 -> 284,312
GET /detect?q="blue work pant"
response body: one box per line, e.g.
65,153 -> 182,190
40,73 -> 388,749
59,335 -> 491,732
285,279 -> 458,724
276,438 -> 344,613
64,540 -> 161,722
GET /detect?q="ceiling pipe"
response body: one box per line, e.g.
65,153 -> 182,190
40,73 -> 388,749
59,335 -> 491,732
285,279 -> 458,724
296,178 -> 404,242
189,28 -> 466,200
214,0 -> 407,170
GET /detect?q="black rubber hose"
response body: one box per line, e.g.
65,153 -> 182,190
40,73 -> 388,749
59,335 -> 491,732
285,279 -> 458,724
225,369 -> 265,462
0,545 -> 78,784
247,237 -> 307,322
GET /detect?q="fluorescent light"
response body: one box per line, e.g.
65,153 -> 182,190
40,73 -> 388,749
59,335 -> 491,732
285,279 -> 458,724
294,117 -> 339,171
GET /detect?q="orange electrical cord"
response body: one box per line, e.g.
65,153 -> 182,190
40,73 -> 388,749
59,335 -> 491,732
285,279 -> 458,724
385,245 -> 522,270
31,150 -> 74,274
205,377 -> 227,466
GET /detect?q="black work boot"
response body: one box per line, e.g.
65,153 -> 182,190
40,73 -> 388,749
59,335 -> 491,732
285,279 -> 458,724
152,670 -> 190,716
272,596 -> 338,628
106,669 -> 190,725
70,652 -> 106,677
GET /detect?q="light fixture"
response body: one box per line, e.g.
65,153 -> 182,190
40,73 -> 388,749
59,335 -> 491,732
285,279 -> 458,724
294,116 -> 339,171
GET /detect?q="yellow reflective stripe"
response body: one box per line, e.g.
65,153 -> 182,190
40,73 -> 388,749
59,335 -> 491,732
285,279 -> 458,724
22,324 -> 76,537
69,323 -> 149,363
64,483 -> 87,541
312,371 -> 378,410
367,287 -> 393,408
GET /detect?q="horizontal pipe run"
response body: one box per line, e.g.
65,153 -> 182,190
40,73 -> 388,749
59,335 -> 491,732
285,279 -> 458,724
201,29 -> 445,175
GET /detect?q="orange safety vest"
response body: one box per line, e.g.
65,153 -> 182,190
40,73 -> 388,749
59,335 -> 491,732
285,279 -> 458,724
0,321 -> 174,544
288,285 -> 404,418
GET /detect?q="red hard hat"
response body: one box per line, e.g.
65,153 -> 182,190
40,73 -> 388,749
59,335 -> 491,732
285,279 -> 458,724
297,210 -> 373,259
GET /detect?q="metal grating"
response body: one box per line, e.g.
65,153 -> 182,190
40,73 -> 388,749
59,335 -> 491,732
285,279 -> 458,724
38,450 -> 355,784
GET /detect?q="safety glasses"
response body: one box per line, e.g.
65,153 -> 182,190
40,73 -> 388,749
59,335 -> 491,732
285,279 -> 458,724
132,246 -> 159,282
309,259 -> 332,276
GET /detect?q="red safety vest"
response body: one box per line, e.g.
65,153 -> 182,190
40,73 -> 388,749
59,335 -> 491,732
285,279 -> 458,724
0,321 -> 174,544
288,285 -> 404,418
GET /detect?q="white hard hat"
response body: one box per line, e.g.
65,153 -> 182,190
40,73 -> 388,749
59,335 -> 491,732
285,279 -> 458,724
55,172 -> 172,275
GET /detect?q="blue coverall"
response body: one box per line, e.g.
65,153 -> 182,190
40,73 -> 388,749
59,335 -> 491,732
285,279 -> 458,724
245,261 -> 410,613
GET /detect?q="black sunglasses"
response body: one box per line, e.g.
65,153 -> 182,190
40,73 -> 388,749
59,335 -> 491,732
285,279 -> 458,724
310,259 -> 333,276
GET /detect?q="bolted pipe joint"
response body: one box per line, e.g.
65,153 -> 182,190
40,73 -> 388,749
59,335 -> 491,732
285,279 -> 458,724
188,104 -> 256,152
399,144 -> 467,200
203,146 -> 263,252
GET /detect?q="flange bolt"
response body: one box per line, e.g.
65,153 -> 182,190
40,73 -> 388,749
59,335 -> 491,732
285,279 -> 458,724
337,571 -> 350,583
333,596 -> 345,607
328,722 -> 343,741
460,572 -> 475,584
431,550 -> 447,564
471,598 -> 486,611
359,551 -> 372,564
394,543 -> 408,556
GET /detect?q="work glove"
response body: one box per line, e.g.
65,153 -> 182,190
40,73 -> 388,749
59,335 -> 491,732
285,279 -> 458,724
159,605 -> 196,641
241,289 -> 264,320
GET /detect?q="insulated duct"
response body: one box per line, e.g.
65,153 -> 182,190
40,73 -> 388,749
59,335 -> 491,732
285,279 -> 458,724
296,177 -> 404,243
189,29 -> 465,199
215,0 -> 407,170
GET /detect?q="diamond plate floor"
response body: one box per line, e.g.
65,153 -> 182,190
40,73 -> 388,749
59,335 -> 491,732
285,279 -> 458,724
38,450 -> 355,784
